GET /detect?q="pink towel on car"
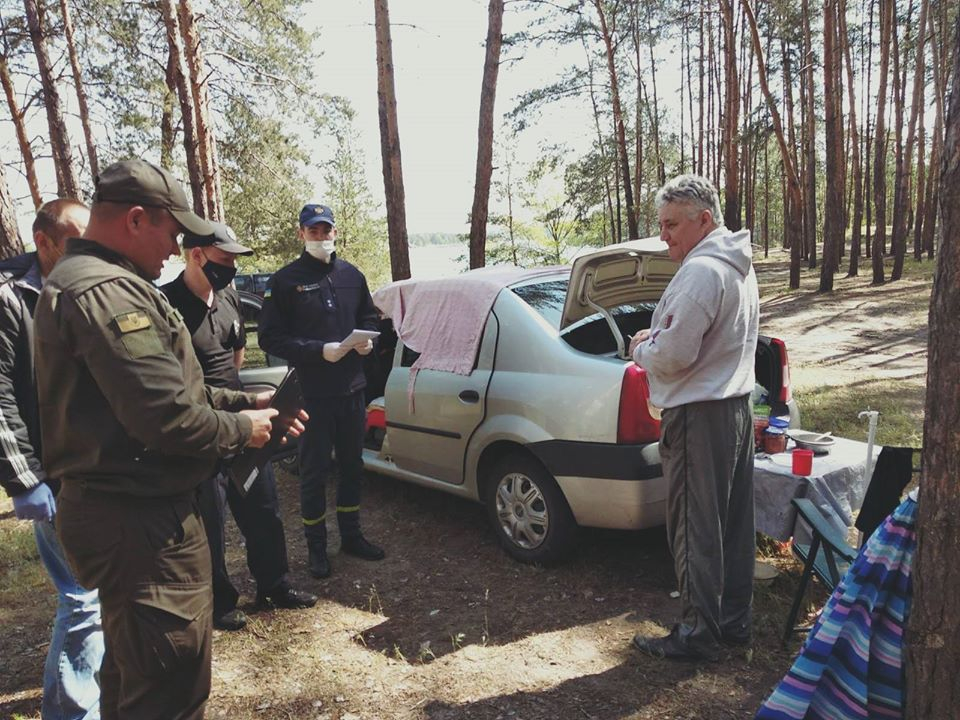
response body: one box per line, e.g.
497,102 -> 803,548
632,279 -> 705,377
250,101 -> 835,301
373,267 -> 562,410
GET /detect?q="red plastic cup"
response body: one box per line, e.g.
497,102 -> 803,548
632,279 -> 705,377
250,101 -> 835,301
792,448 -> 814,475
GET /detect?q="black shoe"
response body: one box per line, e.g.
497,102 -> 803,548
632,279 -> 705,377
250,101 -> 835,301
631,626 -> 719,662
257,585 -> 318,610
340,535 -> 385,561
720,630 -> 752,647
308,546 -> 331,579
214,609 -> 248,631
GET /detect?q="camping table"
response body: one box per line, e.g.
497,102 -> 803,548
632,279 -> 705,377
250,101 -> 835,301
753,436 -> 880,541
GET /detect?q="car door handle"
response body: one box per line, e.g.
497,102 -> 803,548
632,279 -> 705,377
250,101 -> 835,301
458,390 -> 480,403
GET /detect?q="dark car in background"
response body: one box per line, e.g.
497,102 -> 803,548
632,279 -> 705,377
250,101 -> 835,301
234,272 -> 273,297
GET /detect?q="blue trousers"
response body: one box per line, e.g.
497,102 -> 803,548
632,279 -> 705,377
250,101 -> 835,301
34,518 -> 104,720
299,392 -> 366,547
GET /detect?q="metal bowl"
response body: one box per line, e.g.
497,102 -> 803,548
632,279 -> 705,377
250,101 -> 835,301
787,430 -> 835,455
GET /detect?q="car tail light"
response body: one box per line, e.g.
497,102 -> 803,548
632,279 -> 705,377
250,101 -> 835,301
618,364 -> 661,443
770,338 -> 792,403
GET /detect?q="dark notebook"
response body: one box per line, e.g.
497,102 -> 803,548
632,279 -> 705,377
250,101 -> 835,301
227,369 -> 304,496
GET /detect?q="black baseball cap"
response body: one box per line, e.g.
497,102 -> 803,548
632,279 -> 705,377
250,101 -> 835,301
183,221 -> 253,256
92,159 -> 214,237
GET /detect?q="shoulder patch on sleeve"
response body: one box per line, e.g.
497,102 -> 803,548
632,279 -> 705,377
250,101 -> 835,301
115,310 -> 151,333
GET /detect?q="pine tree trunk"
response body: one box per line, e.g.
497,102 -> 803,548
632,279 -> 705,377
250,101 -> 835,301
160,51 -> 177,169
744,0 -> 802,288
819,0 -> 842,292
871,0 -> 893,284
889,5 -> 909,281
0,161 -> 23,258
801,0 -> 817,268
0,54 -> 41,209
374,0 -> 411,281
178,0 -> 222,221
905,11 -> 960,713
594,0 -> 638,240
23,0 -> 80,199
913,105 -> 926,260
468,0 -> 503,270
159,0 -> 204,215
720,0 -> 741,230
841,0 -> 863,277
59,0 -> 98,179
922,4 -> 946,260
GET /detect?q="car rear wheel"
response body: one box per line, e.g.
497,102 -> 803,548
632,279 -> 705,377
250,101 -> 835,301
484,452 -> 577,564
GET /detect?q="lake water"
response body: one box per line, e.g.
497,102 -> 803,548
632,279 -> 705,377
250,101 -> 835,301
409,243 -> 468,279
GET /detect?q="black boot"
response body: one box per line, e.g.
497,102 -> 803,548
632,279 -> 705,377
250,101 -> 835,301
341,534 -> 385,561
308,544 -> 331,578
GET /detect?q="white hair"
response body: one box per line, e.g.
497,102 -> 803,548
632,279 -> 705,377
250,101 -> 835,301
655,174 -> 723,221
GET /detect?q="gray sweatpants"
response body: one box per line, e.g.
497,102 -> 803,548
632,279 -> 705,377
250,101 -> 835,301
659,394 -> 755,650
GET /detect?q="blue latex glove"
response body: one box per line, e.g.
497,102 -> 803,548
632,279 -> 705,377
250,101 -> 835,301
12,483 -> 56,522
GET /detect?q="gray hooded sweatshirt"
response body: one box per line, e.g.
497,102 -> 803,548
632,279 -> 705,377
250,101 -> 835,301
632,226 -> 759,409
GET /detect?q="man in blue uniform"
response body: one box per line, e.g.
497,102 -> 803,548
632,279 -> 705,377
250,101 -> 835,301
161,222 -> 317,631
258,204 -> 383,579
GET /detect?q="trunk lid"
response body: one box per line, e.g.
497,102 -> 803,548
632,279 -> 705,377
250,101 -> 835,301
559,237 -> 679,332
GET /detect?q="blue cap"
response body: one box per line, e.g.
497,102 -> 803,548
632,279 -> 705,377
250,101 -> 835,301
299,204 -> 335,228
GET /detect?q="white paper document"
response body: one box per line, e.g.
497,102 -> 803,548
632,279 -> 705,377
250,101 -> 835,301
341,329 -> 380,349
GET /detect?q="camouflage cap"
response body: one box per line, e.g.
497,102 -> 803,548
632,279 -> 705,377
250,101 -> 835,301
93,159 -> 214,237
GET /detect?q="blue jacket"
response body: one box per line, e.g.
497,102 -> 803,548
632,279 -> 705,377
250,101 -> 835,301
258,252 -> 379,400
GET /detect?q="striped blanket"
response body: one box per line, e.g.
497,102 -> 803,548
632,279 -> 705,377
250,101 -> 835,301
756,495 -> 917,720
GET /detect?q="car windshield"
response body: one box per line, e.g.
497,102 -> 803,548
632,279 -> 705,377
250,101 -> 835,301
511,279 -> 658,332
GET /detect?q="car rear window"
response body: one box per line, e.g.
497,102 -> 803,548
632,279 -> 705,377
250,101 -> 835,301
510,279 -> 569,328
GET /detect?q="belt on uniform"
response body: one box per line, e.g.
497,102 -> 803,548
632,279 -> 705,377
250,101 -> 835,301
59,481 -> 197,508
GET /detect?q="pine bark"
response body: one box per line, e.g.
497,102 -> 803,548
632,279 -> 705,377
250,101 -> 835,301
178,0 -> 222,220
23,0 -> 80,199
374,0 -> 411,281
468,0 -> 503,270
720,0 -> 740,230
743,0 -> 802,288
905,10 -> 960,713
58,0 -> 97,179
871,0 -> 893,284
840,0 -> 863,277
0,53 -> 41,209
159,0 -> 204,215
800,0 -> 817,267
594,0 -> 639,240
819,0 -> 843,291
889,5 -> 908,281
0,161 -> 23,258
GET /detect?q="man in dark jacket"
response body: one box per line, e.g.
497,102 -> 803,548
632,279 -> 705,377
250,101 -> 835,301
161,222 -> 316,631
258,203 -> 383,579
0,198 -> 104,720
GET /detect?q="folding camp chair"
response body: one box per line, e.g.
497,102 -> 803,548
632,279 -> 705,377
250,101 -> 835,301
782,446 -> 916,645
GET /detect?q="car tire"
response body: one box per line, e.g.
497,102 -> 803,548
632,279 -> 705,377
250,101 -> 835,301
484,452 -> 577,564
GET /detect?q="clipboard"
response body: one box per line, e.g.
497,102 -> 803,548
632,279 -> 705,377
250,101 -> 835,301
227,368 -> 304,496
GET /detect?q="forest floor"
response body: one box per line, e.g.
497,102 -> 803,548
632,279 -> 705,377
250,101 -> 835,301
0,248 -> 933,720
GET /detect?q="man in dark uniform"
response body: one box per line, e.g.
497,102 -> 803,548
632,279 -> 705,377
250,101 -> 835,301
33,159 -> 303,720
259,203 -> 383,579
161,222 -> 317,631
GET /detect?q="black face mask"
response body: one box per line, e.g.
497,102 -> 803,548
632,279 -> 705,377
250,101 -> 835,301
201,253 -> 237,291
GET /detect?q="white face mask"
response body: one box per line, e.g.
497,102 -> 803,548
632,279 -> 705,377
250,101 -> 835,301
304,239 -> 335,263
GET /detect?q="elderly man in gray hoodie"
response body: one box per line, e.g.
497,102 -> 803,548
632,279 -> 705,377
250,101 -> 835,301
628,174 -> 759,661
